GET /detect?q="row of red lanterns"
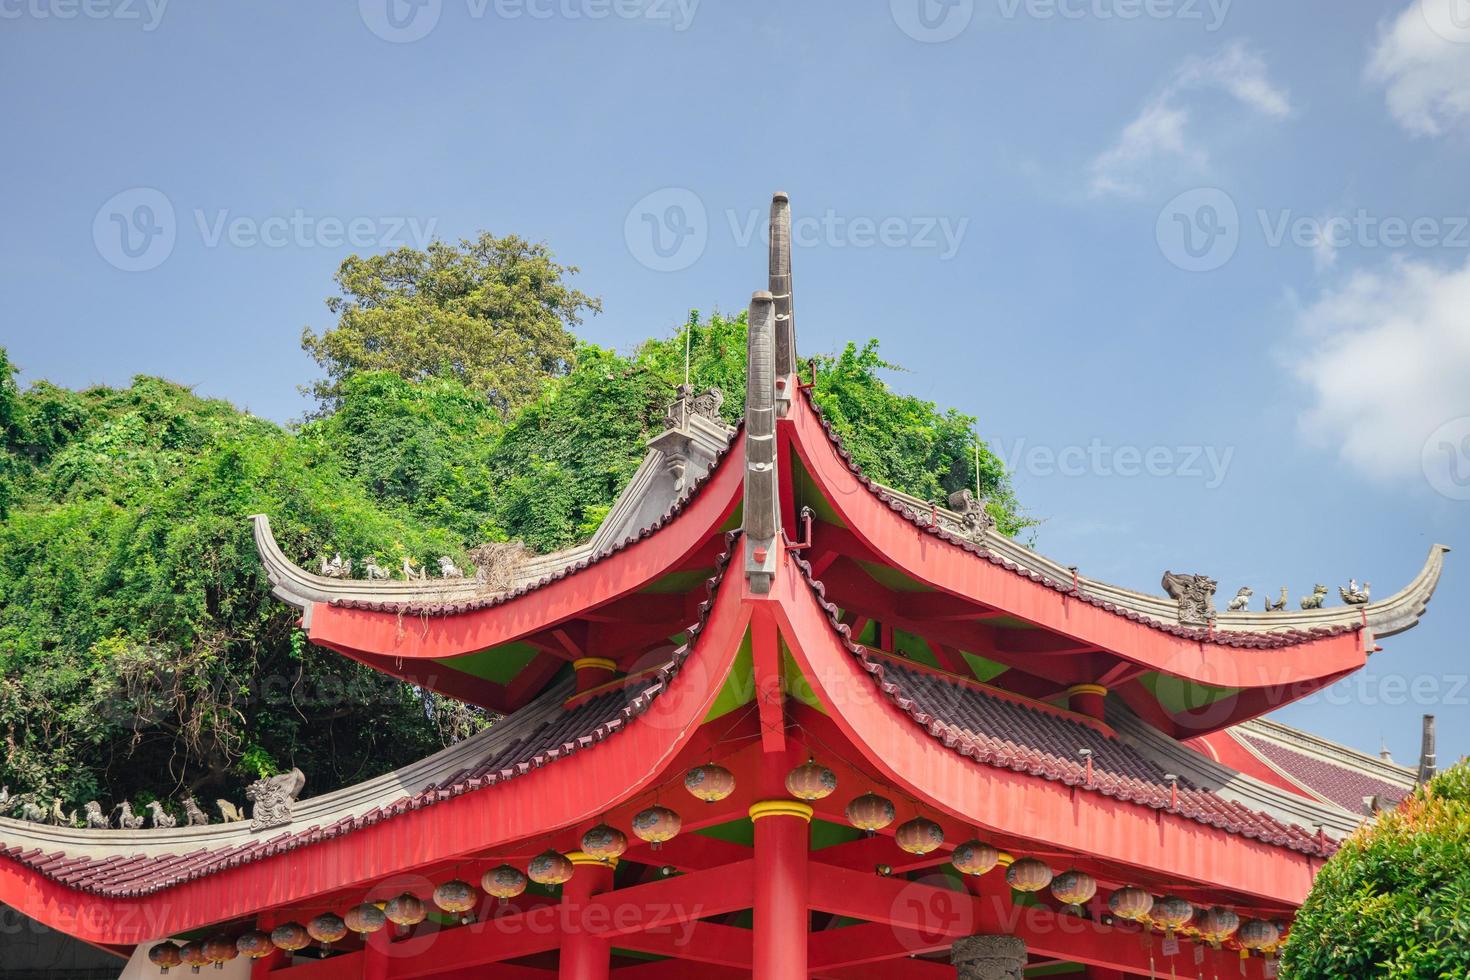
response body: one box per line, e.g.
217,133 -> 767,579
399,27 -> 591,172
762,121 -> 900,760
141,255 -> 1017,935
146,758 -> 1283,972
790,762 -> 1286,959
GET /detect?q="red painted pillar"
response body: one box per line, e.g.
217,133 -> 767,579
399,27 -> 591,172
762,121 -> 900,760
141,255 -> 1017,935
1066,683 -> 1108,721
560,853 -> 615,980
362,928 -> 390,980
750,799 -> 811,980
572,657 -> 618,693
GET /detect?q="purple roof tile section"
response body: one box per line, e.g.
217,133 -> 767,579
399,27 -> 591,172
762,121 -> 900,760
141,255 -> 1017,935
1240,733 -> 1411,814
804,391 -> 1360,652
794,553 -> 1337,858
0,543 -> 738,899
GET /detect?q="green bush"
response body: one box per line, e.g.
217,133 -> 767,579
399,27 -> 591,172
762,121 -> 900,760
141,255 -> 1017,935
1282,761 -> 1470,979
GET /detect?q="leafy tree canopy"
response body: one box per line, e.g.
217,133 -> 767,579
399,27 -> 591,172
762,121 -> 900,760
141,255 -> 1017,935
300,234 -> 601,415
1282,761 -> 1470,979
0,254 -> 1027,819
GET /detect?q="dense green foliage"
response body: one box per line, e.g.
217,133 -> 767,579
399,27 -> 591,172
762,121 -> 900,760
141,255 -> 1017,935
0,239 -> 1027,817
1283,762 -> 1470,979
300,234 -> 601,414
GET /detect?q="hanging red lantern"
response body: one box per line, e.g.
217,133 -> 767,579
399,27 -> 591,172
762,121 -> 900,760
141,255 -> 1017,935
202,935 -> 238,968
269,922 -> 310,951
632,805 -> 682,847
845,793 -> 896,834
1195,907 -> 1241,947
235,931 -> 273,959
433,880 -> 478,915
894,816 -> 945,855
1152,896 -> 1195,937
1050,870 -> 1097,912
1108,887 -> 1155,922
951,840 -> 1000,876
148,941 -> 183,974
482,864 -> 529,901
528,850 -> 575,886
307,913 -> 347,949
785,759 -> 838,801
684,765 -> 736,803
581,823 -> 628,862
1238,919 -> 1280,952
179,941 -> 209,974
383,893 -> 426,927
1005,857 -> 1054,893
344,903 -> 387,935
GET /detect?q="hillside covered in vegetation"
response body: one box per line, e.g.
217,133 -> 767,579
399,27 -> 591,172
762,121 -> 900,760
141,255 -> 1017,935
0,238 -> 1026,819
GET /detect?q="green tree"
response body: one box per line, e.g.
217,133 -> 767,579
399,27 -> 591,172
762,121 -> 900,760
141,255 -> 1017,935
1282,761 -> 1470,979
301,234 -> 601,415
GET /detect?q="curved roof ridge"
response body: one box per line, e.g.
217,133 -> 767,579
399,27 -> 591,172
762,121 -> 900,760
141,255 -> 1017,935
0,536 -> 741,897
789,549 -> 1338,858
801,388 -> 1445,647
1240,718 -> 1417,784
253,422 -> 742,619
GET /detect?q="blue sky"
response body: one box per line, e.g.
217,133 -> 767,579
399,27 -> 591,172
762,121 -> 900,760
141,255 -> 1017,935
2,0 -> 1467,766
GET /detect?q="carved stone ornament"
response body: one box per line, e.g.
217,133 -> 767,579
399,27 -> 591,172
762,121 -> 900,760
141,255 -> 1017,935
663,384 -> 726,430
951,935 -> 1027,980
245,768 -> 306,832
947,489 -> 997,539
1161,571 -> 1218,627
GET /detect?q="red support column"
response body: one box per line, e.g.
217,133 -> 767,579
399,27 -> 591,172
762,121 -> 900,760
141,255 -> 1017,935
362,928 -> 390,980
560,852 -> 616,980
572,657 -> 618,693
749,799 -> 812,980
1065,683 -> 1108,721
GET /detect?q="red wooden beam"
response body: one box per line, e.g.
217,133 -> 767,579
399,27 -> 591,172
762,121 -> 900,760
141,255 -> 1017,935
611,962 -> 748,980
611,920 -> 752,969
751,605 -> 788,752
805,862 -> 1265,978
808,921 -> 952,970
621,833 -> 752,872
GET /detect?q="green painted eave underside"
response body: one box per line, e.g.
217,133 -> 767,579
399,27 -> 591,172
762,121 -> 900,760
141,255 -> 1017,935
438,641 -> 541,684
1140,671 -> 1242,714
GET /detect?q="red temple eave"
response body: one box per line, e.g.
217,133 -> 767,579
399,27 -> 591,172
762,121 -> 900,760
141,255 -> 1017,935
766,544 -> 1326,906
303,434 -> 744,663
785,394 -> 1367,706
0,566 -> 753,946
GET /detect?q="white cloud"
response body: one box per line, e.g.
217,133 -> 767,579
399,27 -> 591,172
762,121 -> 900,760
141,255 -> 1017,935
1368,1 -> 1470,137
1291,256 -> 1470,480
1088,42 -> 1291,198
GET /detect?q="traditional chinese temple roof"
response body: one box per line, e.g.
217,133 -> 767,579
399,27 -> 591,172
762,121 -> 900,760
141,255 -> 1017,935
0,193 -> 1450,976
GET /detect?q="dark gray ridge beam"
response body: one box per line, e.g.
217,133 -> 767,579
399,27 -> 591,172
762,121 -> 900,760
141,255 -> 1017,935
745,290 -> 779,594
769,192 -> 796,377
1418,714 -> 1437,785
